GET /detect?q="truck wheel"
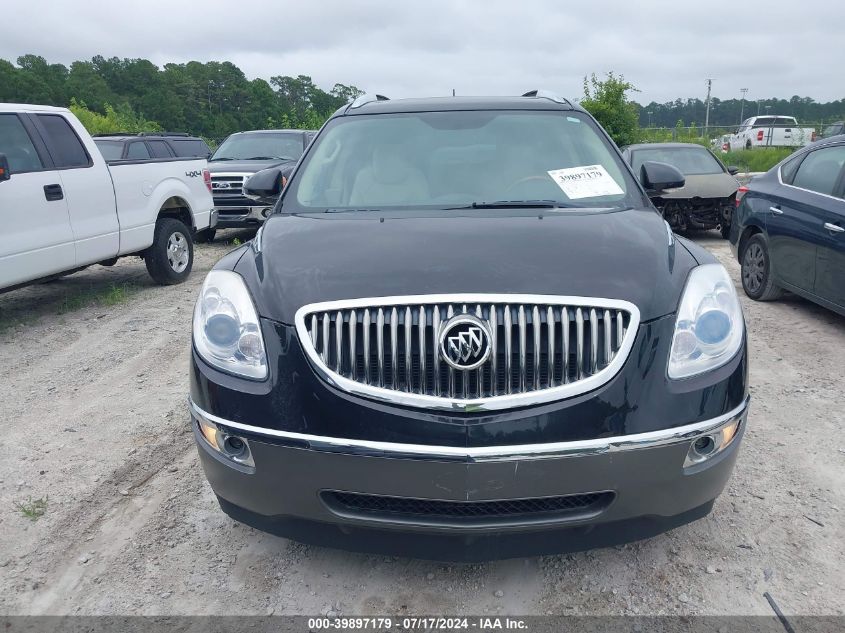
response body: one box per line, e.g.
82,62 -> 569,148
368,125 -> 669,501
745,140 -> 752,150
195,228 -> 216,243
145,218 -> 194,285
740,234 -> 782,301
719,222 -> 731,239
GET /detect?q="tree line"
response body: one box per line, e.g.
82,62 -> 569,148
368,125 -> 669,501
2,55 -> 842,144
637,96 -> 845,129
0,54 -> 363,139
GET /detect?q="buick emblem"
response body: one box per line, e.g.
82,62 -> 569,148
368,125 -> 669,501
439,314 -> 492,370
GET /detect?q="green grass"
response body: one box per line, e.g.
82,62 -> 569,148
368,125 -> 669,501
15,496 -> 48,521
719,148 -> 795,173
57,282 -> 137,315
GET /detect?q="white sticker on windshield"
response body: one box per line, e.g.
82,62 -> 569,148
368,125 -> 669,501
547,165 -> 624,199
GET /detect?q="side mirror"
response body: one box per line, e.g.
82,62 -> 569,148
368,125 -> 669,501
0,154 -> 10,182
243,167 -> 287,204
640,161 -> 685,195
727,165 -> 740,175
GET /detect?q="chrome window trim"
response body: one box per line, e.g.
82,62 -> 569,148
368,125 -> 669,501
189,396 -> 749,462
293,294 -> 641,413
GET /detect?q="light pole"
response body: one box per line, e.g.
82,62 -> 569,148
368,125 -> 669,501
704,78 -> 713,139
739,88 -> 748,123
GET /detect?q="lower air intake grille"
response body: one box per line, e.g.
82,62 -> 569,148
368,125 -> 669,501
322,491 -> 614,523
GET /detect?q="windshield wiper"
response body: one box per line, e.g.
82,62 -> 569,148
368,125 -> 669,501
209,157 -> 234,161
446,200 -> 579,210
324,208 -> 383,214
243,156 -> 294,161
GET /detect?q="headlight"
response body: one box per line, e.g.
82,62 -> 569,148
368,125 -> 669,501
193,270 -> 267,379
668,264 -> 744,379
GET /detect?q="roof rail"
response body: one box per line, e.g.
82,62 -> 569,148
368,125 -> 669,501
521,90 -> 571,106
139,131 -> 191,137
347,93 -> 390,111
92,131 -> 192,138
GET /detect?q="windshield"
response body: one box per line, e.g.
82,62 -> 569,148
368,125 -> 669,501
95,140 -> 124,161
211,132 -> 303,161
631,146 -> 725,176
285,110 -> 639,212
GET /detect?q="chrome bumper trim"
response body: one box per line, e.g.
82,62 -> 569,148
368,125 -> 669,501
189,396 -> 749,462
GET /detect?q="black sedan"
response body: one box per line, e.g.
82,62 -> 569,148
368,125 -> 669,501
730,136 -> 845,316
189,93 -> 749,560
622,143 -> 740,238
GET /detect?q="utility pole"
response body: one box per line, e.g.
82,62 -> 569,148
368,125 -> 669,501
739,88 -> 748,123
704,78 -> 713,139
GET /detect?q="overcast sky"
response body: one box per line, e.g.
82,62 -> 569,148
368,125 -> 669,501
2,0 -> 843,104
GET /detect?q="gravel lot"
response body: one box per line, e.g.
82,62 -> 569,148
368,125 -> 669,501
0,231 -> 842,617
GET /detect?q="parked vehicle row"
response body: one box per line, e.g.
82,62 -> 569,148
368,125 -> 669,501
93,132 -> 212,161
728,115 -> 816,151
0,104 -> 215,292
730,134 -> 845,316
621,142 -> 739,237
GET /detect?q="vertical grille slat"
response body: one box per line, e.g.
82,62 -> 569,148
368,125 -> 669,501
418,306 -> 427,394
518,305 -> 527,393
349,310 -> 357,380
335,311 -> 343,374
532,306 -> 541,391
321,313 -> 330,365
589,308 -> 599,375
362,309 -> 371,385
404,307 -> 412,392
300,297 -> 634,407
447,305 -> 455,398
432,305 -> 441,397
489,305 -> 498,396
376,308 -> 385,387
561,306 -> 570,384
504,305 -> 512,395
390,307 -> 399,389
575,308 -> 584,380
547,306 -> 555,388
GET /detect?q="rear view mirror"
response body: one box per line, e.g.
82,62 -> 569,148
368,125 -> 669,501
640,161 -> 685,195
727,165 -> 740,175
243,167 -> 286,204
0,154 -> 10,182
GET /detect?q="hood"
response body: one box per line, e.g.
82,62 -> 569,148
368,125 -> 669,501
234,208 -> 699,324
661,173 -> 739,200
207,158 -> 295,174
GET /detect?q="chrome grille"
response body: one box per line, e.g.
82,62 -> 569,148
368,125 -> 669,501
295,295 -> 639,412
210,173 -> 246,196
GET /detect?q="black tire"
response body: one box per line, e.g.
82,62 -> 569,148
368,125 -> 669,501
145,218 -> 194,285
719,221 -> 731,240
740,234 -> 783,301
195,227 -> 216,243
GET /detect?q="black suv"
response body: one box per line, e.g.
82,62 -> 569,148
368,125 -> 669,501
93,132 -> 211,161
189,92 -> 749,560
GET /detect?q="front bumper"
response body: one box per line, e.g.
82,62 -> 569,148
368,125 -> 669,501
191,396 -> 748,559
213,204 -> 273,228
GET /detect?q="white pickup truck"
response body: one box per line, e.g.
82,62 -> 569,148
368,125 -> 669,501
729,115 -> 816,151
0,104 -> 216,292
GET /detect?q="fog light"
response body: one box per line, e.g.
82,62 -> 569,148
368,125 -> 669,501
684,418 -> 742,468
195,416 -> 254,467
261,207 -> 272,218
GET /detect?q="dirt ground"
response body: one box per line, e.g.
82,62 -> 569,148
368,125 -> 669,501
0,230 -> 842,617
